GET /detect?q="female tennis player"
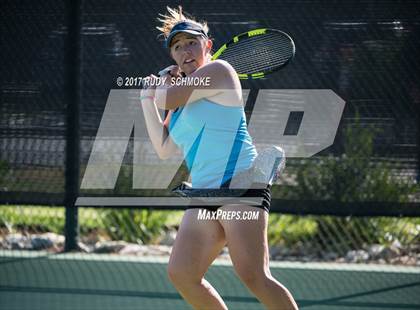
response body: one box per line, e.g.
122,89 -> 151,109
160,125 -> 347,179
140,6 -> 298,310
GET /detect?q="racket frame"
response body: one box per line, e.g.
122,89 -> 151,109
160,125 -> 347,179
211,28 -> 295,79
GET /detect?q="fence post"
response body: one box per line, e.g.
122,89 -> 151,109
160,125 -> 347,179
64,0 -> 81,252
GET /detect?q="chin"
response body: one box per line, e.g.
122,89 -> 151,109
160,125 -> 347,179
183,68 -> 197,75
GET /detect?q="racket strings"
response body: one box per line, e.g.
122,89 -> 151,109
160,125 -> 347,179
218,32 -> 294,75
221,38 -> 292,61
222,33 -> 293,58
224,33 -> 292,55
222,41 -> 292,73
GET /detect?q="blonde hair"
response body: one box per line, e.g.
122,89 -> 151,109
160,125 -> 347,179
156,6 -> 209,40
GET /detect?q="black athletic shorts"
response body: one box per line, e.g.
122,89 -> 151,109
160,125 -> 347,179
189,186 -> 271,213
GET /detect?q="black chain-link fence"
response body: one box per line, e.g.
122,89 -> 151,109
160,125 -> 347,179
1,0 -> 419,257
1,3 -> 420,310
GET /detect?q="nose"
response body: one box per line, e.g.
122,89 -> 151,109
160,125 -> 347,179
181,49 -> 191,57
180,44 -> 193,54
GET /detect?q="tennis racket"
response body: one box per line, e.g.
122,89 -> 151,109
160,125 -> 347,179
158,28 -> 295,80
211,28 -> 295,79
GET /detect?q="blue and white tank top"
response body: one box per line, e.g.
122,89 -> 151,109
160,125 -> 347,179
168,98 -> 257,188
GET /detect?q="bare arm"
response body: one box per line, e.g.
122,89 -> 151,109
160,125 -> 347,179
141,86 -> 179,160
154,60 -> 238,110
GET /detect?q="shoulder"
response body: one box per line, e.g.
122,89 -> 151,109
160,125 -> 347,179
194,59 -> 239,90
200,59 -> 236,76
198,61 -> 243,107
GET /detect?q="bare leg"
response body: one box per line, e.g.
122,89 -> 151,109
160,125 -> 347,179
168,208 -> 228,310
219,205 -> 299,310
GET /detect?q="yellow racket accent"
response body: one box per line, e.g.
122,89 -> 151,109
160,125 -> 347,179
248,29 -> 266,37
211,44 -> 227,60
251,72 -> 265,78
236,72 -> 265,80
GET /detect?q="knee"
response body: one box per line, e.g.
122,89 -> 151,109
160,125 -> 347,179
235,265 -> 270,290
167,262 -> 185,285
167,261 -> 199,287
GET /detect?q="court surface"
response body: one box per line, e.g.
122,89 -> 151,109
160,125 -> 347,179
1,251 -> 419,310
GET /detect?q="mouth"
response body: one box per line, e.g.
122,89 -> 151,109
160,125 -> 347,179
183,58 -> 195,65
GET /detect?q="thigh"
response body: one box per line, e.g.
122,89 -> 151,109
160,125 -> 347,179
218,205 -> 270,274
169,208 -> 227,278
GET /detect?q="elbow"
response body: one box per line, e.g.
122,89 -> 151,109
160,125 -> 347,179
155,88 -> 182,110
155,90 -> 172,109
156,98 -> 178,110
157,144 -> 172,160
158,150 -> 171,160
155,99 -> 167,110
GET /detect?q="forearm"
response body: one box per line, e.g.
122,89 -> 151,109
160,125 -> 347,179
141,98 -> 169,157
154,61 -> 229,110
155,83 -> 171,110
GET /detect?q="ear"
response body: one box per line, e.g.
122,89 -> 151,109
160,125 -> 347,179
205,39 -> 213,53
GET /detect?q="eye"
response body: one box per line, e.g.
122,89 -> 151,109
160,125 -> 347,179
189,40 -> 197,45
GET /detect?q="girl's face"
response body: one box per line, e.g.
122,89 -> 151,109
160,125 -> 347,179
170,33 -> 212,75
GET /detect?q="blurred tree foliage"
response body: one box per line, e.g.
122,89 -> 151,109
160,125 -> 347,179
277,115 -> 418,202
269,115 -> 419,250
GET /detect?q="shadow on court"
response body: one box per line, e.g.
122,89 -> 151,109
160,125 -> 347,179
1,251 -> 419,310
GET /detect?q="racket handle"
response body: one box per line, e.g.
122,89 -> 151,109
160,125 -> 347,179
158,68 -> 170,77
158,66 -> 186,77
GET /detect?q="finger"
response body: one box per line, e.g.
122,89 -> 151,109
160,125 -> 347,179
158,65 -> 176,77
170,66 -> 181,77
